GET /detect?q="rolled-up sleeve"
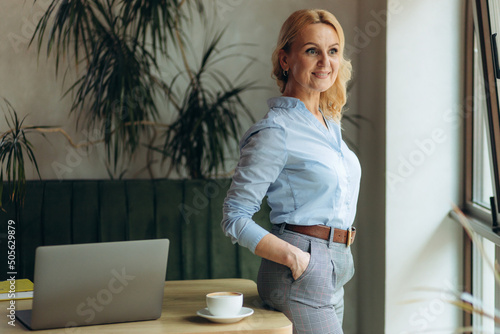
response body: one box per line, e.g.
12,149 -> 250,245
221,124 -> 287,253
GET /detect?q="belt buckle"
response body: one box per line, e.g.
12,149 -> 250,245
346,227 -> 353,247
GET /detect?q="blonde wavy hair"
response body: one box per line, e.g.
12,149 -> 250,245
272,9 -> 352,121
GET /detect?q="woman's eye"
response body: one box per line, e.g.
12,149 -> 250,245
329,48 -> 339,55
306,48 -> 318,55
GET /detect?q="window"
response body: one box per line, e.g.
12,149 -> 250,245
471,29 -> 494,211
471,237 -> 498,331
463,0 -> 500,330
465,0 -> 500,219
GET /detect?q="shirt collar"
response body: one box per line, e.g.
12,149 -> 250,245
267,96 -> 343,151
267,96 -> 305,110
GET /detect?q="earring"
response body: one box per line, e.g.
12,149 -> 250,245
283,70 -> 288,77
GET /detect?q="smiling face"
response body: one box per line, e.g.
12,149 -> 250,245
279,23 -> 340,101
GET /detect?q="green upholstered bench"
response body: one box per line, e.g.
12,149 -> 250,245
0,179 -> 271,282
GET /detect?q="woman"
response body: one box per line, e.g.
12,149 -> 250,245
221,8 -> 361,334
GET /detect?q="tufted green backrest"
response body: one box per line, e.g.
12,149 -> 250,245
0,179 -> 271,282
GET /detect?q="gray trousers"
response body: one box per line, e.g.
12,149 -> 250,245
257,224 -> 355,334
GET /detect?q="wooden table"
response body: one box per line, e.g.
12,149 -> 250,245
0,278 -> 292,333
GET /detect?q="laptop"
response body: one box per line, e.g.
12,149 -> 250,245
16,238 -> 169,330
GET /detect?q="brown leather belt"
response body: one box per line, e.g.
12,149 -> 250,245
285,224 -> 356,246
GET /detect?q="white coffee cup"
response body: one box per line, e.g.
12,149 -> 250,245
206,292 -> 243,317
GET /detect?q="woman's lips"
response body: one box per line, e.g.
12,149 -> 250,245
312,71 -> 330,78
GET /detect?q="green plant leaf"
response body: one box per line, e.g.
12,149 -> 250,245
155,27 -> 258,179
30,0 -> 200,175
0,98 -> 49,209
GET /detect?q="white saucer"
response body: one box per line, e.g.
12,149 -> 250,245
196,307 -> 254,323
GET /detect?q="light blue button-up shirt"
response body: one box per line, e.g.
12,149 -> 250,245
222,96 -> 361,253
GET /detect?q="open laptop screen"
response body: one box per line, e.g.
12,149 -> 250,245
17,239 -> 169,330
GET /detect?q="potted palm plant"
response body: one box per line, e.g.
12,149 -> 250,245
28,0 -> 255,179
154,29 -> 257,179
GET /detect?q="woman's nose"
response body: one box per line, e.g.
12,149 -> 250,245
317,51 -> 329,67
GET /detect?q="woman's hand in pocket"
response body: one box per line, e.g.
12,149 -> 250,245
254,233 -> 311,280
290,250 -> 311,280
